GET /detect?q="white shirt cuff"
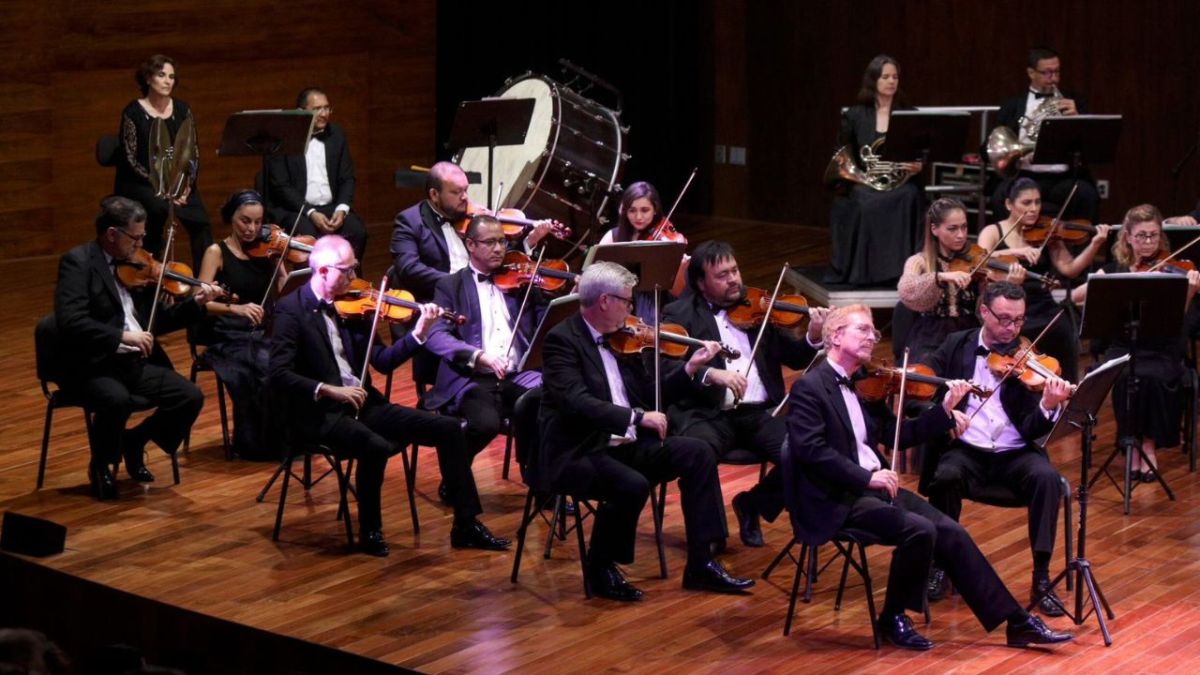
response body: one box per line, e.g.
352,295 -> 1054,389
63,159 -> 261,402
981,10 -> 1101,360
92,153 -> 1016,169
335,203 -> 350,214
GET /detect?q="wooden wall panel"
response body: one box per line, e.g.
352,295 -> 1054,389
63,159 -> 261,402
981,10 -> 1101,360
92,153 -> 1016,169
0,0 -> 435,261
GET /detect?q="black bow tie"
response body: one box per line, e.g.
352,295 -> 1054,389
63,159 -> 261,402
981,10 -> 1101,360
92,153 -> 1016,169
476,272 -> 493,284
317,301 -> 338,318
974,344 -> 990,358
986,340 -> 1020,357
1032,90 -> 1053,99
834,373 -> 854,389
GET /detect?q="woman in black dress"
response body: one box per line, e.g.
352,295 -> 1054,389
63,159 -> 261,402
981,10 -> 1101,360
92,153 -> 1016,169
115,54 -> 212,269
827,54 -> 924,287
196,190 -> 285,459
976,177 -> 1109,382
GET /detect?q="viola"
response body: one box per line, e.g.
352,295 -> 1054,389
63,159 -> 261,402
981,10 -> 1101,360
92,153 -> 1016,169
1022,215 -> 1101,245
334,278 -> 466,325
244,223 -> 315,263
985,337 -> 1063,391
726,286 -> 813,331
1132,252 -> 1197,275
947,244 -> 1061,289
453,201 -> 571,241
115,249 -> 235,300
606,316 -> 740,361
853,361 -> 992,403
492,251 -> 579,293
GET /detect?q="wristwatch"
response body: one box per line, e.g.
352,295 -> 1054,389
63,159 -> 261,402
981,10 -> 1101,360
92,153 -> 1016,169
632,407 -> 645,426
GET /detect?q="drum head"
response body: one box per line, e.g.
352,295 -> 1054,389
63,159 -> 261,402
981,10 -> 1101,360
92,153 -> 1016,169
457,77 -> 554,209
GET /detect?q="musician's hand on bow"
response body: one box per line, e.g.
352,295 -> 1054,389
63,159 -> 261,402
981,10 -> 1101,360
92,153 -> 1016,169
950,410 -> 971,438
807,305 -> 831,343
1041,376 -> 1072,410
706,368 -> 747,399
412,303 -> 442,341
685,341 -> 724,377
941,379 -> 973,415
235,302 -> 265,326
638,410 -> 669,440
938,271 -> 972,289
122,330 -> 155,357
323,384 -> 367,410
478,352 -> 509,379
868,469 -> 899,499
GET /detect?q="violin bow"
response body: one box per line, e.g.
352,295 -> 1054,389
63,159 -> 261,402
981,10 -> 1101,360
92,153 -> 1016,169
1030,183 -> 1079,261
963,308 -> 1065,426
261,204 -> 309,308
734,264 -> 789,409
658,167 -> 698,236
145,218 -> 177,335
889,347 -> 912,471
967,218 -> 1024,278
354,275 -> 390,419
502,245 -> 545,367
653,284 -> 662,414
1146,232 -> 1200,273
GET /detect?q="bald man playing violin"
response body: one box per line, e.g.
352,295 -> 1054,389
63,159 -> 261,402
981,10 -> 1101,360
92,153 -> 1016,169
919,280 -> 1073,617
784,303 -> 1072,650
54,195 -> 220,500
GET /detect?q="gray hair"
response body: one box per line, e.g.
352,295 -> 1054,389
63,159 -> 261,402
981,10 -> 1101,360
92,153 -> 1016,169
578,261 -> 637,307
308,234 -> 352,270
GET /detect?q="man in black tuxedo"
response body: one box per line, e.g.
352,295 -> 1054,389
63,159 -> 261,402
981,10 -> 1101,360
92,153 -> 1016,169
784,303 -> 1072,650
265,88 -> 368,260
990,46 -> 1099,223
268,235 -> 509,557
424,214 -> 545,461
663,240 -> 827,548
54,196 -> 217,499
919,281 -> 1073,616
539,262 -> 755,601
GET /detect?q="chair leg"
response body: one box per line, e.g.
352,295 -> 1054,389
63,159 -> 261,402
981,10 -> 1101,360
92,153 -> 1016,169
272,454 -> 295,541
398,447 -> 420,534
803,545 -> 818,603
37,403 -> 54,490
834,541 -> 853,610
330,457 -> 354,550
1062,477 -> 1074,592
762,536 -> 797,580
184,364 -> 198,454
256,460 -> 288,502
783,551 -> 805,636
216,378 -> 231,460
856,541 -> 881,650
545,495 -> 565,559
511,489 -> 538,584
170,450 -> 180,485
572,496 -> 591,599
501,426 -> 514,480
651,482 -> 668,579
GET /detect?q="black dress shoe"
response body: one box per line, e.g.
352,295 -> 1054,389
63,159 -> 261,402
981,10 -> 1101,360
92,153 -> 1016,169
450,519 -> 511,551
926,566 -> 950,602
125,460 -> 155,483
683,558 -> 756,593
358,530 -> 390,557
587,563 -> 644,602
1006,613 -> 1073,647
1140,468 -> 1158,483
1031,577 -> 1066,617
731,491 -> 764,548
88,464 -> 118,501
878,614 -> 934,651
1129,469 -> 1144,483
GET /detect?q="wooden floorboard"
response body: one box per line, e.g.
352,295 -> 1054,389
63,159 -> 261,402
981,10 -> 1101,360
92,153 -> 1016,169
2,218 -> 1199,672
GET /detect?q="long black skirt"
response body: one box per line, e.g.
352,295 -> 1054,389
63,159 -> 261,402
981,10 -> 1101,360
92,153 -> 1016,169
826,182 -> 923,287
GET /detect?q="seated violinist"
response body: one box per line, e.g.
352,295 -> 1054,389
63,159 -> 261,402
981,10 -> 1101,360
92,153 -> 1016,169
918,281 -> 1073,616
268,235 -> 510,556
663,241 -> 828,548
598,181 -> 688,322
54,195 -> 219,499
539,261 -> 755,600
424,214 -> 546,466
1071,204 -> 1200,484
196,189 -> 291,459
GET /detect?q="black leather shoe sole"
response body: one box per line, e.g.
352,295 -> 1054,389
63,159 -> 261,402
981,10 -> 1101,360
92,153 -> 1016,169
682,574 -> 755,594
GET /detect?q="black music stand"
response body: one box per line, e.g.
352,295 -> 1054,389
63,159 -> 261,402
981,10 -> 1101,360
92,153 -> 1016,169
1031,115 -> 1123,170
217,110 -> 315,215
583,241 -> 688,294
881,111 -> 971,167
519,293 -> 580,372
1082,273 -> 1186,514
447,98 -> 536,209
1032,353 -> 1128,646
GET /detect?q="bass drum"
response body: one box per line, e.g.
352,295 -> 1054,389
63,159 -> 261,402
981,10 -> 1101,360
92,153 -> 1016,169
456,74 -> 628,240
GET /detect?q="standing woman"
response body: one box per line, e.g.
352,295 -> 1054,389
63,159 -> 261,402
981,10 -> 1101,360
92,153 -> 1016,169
976,177 -> 1109,382
598,181 -> 685,322
826,55 -> 925,287
115,54 -> 213,269
196,190 -> 286,459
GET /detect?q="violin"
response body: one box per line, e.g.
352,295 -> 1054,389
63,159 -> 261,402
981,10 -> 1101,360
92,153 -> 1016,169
492,251 -> 579,293
1022,215 -> 1101,245
947,244 -> 1061,289
606,316 -> 740,360
985,337 -> 1063,391
853,361 -> 992,403
726,287 -> 813,331
115,249 -> 235,300
244,223 -> 315,263
1132,252 -> 1197,275
453,201 -> 571,241
645,218 -> 687,244
334,278 -> 466,325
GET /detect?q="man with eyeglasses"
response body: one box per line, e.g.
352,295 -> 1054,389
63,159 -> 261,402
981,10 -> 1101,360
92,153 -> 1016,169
424,214 -> 547,470
990,46 -> 1099,223
539,262 -> 755,600
785,303 -> 1072,650
269,235 -> 509,556
265,87 -> 368,260
54,195 -> 219,499
663,240 -> 828,549
919,281 -> 1074,617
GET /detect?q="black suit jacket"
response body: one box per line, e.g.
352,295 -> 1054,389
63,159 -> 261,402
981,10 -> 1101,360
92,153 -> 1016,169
783,361 -> 955,545
662,292 -> 818,419
53,240 -> 203,376
390,201 -> 453,302
422,267 -> 547,411
917,328 -> 1057,493
994,90 -> 1089,134
268,283 -> 422,436
537,314 -> 696,490
265,123 -> 356,213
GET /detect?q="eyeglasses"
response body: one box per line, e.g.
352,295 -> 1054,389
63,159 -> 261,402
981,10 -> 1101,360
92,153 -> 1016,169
843,324 -> 882,342
605,293 -> 634,309
984,305 -> 1025,328
308,105 -> 332,113
113,228 -> 146,242
470,237 -> 507,248
1034,68 -> 1061,77
1132,232 -> 1161,242
328,263 -> 357,276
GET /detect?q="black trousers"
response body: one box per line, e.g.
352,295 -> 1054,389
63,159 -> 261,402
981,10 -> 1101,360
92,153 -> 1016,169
681,405 -> 785,522
78,355 -> 204,466
845,489 -> 1020,631
554,434 -> 725,567
283,205 -> 368,262
318,395 -> 479,532
457,376 -> 528,457
928,443 -> 1062,557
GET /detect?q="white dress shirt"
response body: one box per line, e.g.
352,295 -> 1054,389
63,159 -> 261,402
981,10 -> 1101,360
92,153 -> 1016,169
582,317 -> 638,444
470,264 -> 518,364
105,252 -> 144,355
712,309 -> 768,408
303,137 -> 349,214
320,304 -> 360,388
829,361 -> 881,472
959,335 -> 1058,452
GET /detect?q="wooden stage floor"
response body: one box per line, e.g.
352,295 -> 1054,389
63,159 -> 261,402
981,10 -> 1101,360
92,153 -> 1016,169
3,219 -> 1200,673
